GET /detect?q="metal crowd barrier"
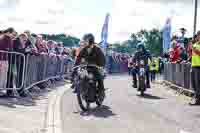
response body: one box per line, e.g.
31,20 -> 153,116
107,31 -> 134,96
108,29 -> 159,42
24,54 -> 74,90
164,63 -> 193,91
0,51 -> 74,91
0,50 -> 25,90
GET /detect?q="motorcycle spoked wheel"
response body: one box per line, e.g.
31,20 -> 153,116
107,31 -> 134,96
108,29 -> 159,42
96,86 -> 105,107
138,76 -> 146,96
77,81 -> 90,112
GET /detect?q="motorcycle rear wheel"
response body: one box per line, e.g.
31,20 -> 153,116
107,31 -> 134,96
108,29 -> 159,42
96,90 -> 105,107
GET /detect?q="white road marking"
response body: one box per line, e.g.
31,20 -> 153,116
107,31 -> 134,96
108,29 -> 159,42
180,129 -> 192,133
45,84 -> 71,133
0,126 -> 21,133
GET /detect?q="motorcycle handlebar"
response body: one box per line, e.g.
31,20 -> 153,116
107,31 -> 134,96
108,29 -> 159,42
72,64 -> 102,71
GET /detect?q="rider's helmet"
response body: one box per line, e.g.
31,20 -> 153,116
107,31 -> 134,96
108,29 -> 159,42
82,33 -> 95,46
137,42 -> 145,52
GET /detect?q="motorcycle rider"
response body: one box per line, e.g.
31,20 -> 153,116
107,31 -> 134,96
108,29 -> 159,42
132,43 -> 152,88
74,33 -> 106,95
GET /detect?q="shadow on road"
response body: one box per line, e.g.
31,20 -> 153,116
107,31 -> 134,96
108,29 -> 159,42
0,81 -> 67,108
136,93 -> 164,100
80,105 -> 116,118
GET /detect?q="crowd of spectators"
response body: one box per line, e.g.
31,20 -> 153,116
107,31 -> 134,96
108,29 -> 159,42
0,27 -> 74,97
163,28 -> 197,64
0,27 -> 74,58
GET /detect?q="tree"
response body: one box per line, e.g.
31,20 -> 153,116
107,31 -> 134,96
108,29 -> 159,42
144,29 -> 162,56
110,28 -> 162,56
41,34 -> 80,47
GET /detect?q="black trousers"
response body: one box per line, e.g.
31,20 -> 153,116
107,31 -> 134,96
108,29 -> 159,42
191,67 -> 200,98
150,70 -> 156,82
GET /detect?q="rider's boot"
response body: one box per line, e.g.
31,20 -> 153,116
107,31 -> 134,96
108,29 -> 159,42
132,76 -> 137,88
146,71 -> 151,88
146,81 -> 151,88
98,79 -> 106,97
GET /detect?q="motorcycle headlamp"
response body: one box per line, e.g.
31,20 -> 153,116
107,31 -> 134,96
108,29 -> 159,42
88,73 -> 94,79
140,60 -> 145,65
78,69 -> 88,79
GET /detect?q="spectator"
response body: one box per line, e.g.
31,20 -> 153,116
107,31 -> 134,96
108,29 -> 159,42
24,30 -> 37,48
179,47 -> 188,63
13,33 -> 32,53
163,52 -> 170,62
158,56 -> 164,74
35,35 -> 47,54
12,33 -> 32,97
0,30 -> 3,36
75,41 -> 85,59
190,31 -> 200,105
128,56 -> 133,75
56,42 -> 64,55
47,40 -> 56,58
170,41 -> 181,63
0,28 -> 16,90
169,48 -> 174,62
62,47 -> 70,57
41,40 -> 48,54
187,40 -> 193,62
71,47 -> 76,60
150,56 -> 160,81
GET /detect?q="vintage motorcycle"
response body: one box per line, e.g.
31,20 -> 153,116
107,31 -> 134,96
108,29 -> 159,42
137,59 -> 147,96
72,64 -> 105,111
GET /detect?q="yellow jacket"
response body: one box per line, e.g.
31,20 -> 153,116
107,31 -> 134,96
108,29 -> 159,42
149,57 -> 159,71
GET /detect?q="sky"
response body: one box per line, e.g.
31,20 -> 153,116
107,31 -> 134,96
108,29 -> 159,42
0,0 -> 199,43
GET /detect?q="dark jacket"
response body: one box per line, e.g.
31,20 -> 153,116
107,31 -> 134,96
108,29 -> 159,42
133,50 -> 152,65
75,45 -> 106,67
0,35 -> 13,61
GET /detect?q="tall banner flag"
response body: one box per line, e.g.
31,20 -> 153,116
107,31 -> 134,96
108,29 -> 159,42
162,17 -> 172,53
100,13 -> 110,54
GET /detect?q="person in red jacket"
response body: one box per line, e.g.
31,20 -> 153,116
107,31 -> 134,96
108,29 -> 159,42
170,41 -> 181,63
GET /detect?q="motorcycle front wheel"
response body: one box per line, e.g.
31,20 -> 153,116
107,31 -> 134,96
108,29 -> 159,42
77,92 -> 90,111
139,77 -> 146,96
77,82 -> 90,112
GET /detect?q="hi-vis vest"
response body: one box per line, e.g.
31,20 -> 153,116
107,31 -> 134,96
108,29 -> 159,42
192,42 -> 200,67
149,57 -> 159,71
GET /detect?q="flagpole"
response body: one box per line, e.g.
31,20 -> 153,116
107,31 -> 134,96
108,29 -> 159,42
100,13 -> 110,73
193,0 -> 198,36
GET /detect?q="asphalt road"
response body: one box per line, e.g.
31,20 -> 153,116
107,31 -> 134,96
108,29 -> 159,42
61,74 -> 200,133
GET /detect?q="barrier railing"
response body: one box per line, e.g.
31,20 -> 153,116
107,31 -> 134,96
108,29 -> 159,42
0,51 -> 74,91
164,63 -> 194,92
0,50 -> 25,90
24,54 -> 74,90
